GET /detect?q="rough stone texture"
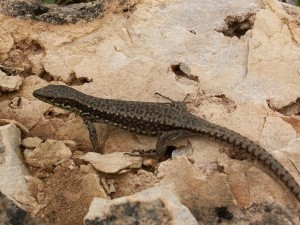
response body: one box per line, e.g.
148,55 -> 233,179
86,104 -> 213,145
0,0 -> 106,25
80,152 -> 142,174
0,0 -> 300,224
157,156 -> 300,224
24,139 -> 72,168
258,117 -> 297,151
0,191 -> 38,225
22,136 -> 43,149
84,186 -> 198,225
0,70 -> 23,92
0,124 -> 29,199
36,160 -> 109,225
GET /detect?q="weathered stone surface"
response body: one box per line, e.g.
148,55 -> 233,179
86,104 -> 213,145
230,0 -> 300,107
258,117 -> 297,151
84,186 -> 198,225
0,191 -> 38,225
22,137 -> 43,149
0,124 -> 28,198
0,0 -> 300,223
24,139 -> 72,168
14,190 -> 38,211
80,152 -> 142,174
0,70 -> 23,92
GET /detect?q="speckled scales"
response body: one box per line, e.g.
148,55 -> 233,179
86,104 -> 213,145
33,85 -> 300,203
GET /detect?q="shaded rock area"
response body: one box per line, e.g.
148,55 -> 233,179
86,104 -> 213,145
84,186 -> 198,225
0,0 -> 105,25
0,191 -> 38,225
0,0 -> 300,224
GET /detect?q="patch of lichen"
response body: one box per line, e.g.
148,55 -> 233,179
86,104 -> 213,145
40,0 -> 95,5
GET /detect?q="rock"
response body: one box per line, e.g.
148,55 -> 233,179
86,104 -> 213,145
171,140 -> 193,159
22,137 -> 43,149
80,152 -> 142,174
0,124 -> 29,198
14,190 -> 38,211
24,139 -> 72,168
84,186 -> 198,225
0,70 -> 23,92
0,191 -> 38,225
0,119 -> 29,135
37,164 -> 109,225
258,117 -> 297,151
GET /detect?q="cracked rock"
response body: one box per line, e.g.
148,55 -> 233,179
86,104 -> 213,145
84,186 -> 198,225
0,70 -> 23,92
24,139 -> 72,168
0,124 -> 29,198
22,136 -> 43,149
80,152 -> 142,174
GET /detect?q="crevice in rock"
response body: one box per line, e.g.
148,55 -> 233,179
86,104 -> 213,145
216,13 -> 256,38
65,72 -> 92,86
2,38 -> 45,77
170,63 -> 199,82
38,69 -> 92,86
38,69 -> 55,82
43,108 -> 71,122
215,206 -> 233,223
165,145 -> 176,159
212,94 -> 237,113
267,98 -> 300,116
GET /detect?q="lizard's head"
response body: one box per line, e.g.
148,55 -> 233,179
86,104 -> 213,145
33,85 -> 82,111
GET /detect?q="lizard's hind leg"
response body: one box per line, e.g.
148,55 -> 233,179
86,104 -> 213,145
83,119 -> 98,152
154,92 -> 190,111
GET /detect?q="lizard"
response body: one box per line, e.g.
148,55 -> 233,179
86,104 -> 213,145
33,84 -> 300,203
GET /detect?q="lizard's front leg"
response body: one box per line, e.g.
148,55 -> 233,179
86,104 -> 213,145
156,130 -> 194,160
83,119 -> 98,152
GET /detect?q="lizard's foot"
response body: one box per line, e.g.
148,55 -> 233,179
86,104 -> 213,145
124,149 -> 157,158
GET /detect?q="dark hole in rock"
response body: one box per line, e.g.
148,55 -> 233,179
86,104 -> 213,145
165,145 -> 176,159
217,13 -> 256,38
267,98 -> 300,116
215,206 -> 233,222
32,4 -> 49,16
39,70 -> 55,82
66,72 -> 92,86
171,63 -> 199,82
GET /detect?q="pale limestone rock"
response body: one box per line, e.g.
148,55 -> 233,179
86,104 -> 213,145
230,4 -> 300,107
24,139 -> 72,168
14,190 -> 38,211
258,117 -> 297,151
80,152 -> 142,174
84,186 -> 198,225
0,70 -> 23,92
22,137 -> 43,149
0,124 -> 28,198
279,138 -> 300,180
81,173 -> 109,200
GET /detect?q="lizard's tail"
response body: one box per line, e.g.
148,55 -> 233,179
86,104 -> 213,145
192,121 -> 300,203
